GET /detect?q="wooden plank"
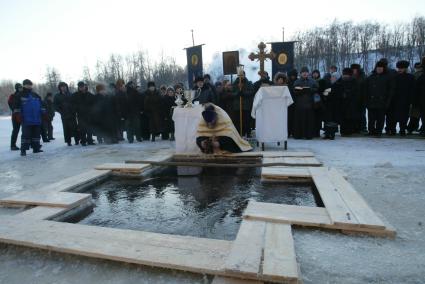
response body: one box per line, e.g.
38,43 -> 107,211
212,276 -> 263,284
0,192 -> 91,208
327,168 -> 386,230
263,157 -> 321,167
95,163 -> 151,173
16,206 -> 68,220
263,223 -> 299,283
244,202 -> 332,227
225,220 -> 266,278
40,169 -> 111,193
0,216 -> 231,276
261,167 -> 312,180
261,151 -> 315,158
309,167 -> 359,228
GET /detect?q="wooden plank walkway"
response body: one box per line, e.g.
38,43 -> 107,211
0,192 -> 91,208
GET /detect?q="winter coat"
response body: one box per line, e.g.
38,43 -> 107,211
388,72 -> 415,121
126,87 -> 142,116
232,78 -> 255,111
14,89 -> 45,126
73,90 -> 95,121
364,72 -> 391,109
115,90 -> 128,119
333,77 -> 361,121
54,91 -> 76,120
43,98 -> 55,121
192,86 -> 215,105
218,89 -> 235,115
416,73 -> 425,110
143,89 -> 163,134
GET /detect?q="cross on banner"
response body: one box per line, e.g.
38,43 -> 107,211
248,42 -> 275,74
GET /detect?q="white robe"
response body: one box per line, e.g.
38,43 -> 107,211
251,86 -> 294,143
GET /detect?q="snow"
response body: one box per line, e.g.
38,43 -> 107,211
0,115 -> 425,283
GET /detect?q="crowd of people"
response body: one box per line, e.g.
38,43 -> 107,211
7,56 -> 425,156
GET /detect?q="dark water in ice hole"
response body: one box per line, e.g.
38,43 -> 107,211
72,167 -> 320,240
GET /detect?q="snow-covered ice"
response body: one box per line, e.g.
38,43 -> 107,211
0,115 -> 424,284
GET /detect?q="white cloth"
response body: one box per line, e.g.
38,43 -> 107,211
251,86 -> 294,143
172,106 -> 203,153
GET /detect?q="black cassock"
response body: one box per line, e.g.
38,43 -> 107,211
293,87 -> 316,139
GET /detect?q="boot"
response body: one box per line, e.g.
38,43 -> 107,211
151,135 -> 155,142
11,145 -> 20,151
20,150 -> 26,156
170,133 -> 175,141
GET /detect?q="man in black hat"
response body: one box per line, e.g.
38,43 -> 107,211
193,76 -> 215,104
74,81 -> 95,146
143,81 -> 163,141
364,61 -> 391,137
386,60 -> 415,136
332,68 -> 361,136
13,79 -> 46,156
351,64 -> 367,133
292,67 -> 319,139
8,83 -> 23,150
54,82 -> 79,146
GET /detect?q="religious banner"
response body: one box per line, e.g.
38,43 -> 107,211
271,41 -> 295,78
222,51 -> 239,75
185,45 -> 203,88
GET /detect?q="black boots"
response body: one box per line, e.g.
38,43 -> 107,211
11,145 -> 20,151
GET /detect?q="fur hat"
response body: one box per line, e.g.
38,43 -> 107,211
288,69 -> 298,78
77,81 -> 86,88
375,61 -> 386,68
350,64 -> 361,70
147,81 -> 155,88
342,68 -> 353,76
174,83 -> 183,90
396,60 -> 410,69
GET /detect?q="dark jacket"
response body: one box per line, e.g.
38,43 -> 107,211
144,89 -> 163,134
333,77 -> 361,120
43,98 -> 55,121
192,86 -> 215,105
364,72 -> 391,109
73,90 -> 95,120
415,73 -> 425,110
232,77 -> 255,111
388,72 -> 415,120
115,90 -> 128,119
126,87 -> 142,116
54,90 -> 76,120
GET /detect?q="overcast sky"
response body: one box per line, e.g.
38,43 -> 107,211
1,0 -> 424,83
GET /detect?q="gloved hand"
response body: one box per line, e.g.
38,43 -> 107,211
13,112 -> 21,123
43,113 -> 49,122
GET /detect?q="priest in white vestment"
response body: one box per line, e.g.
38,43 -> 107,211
251,85 -> 294,143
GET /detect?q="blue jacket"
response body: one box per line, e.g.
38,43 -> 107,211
15,90 -> 45,126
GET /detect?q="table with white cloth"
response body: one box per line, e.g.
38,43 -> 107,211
251,86 -> 293,150
172,105 -> 203,153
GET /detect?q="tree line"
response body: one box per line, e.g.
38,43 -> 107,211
293,16 -> 425,73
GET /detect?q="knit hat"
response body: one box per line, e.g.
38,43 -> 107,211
15,83 -> 22,91
77,81 -> 86,88
147,81 -> 155,88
